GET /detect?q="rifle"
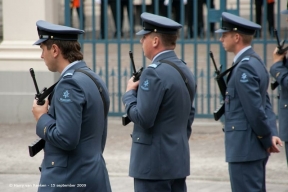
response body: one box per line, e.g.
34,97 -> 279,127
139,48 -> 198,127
210,51 -> 226,121
271,29 -> 288,90
29,68 -> 54,157
122,51 -> 143,126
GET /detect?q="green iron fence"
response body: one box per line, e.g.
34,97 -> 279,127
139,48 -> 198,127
64,0 -> 285,118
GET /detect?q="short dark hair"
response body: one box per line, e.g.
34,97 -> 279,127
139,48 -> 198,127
230,32 -> 253,45
151,32 -> 178,48
43,40 -> 83,63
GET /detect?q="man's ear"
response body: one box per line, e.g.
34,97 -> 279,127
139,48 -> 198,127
234,33 -> 240,43
51,44 -> 59,57
152,36 -> 159,47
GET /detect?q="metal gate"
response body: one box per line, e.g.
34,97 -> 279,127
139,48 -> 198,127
64,0 -> 284,118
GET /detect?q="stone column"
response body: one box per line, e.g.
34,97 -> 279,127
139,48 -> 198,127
280,0 -> 287,28
0,0 -> 59,123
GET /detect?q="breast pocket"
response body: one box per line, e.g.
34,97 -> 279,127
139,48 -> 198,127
225,88 -> 235,112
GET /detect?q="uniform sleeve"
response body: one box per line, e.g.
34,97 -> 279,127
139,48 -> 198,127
36,77 -> 85,150
122,68 -> 164,128
265,93 -> 278,136
234,63 -> 272,149
270,60 -> 288,88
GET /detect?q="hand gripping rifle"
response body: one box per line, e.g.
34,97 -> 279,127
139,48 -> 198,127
271,29 -> 288,90
29,68 -> 57,157
210,51 -> 226,121
122,51 -> 143,126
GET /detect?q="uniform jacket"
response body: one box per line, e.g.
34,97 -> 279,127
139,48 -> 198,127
224,48 -> 278,163
270,59 -> 288,141
36,61 -> 111,192
122,51 -> 196,180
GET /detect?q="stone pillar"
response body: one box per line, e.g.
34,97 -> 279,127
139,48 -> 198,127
0,0 -> 59,123
280,0 -> 287,28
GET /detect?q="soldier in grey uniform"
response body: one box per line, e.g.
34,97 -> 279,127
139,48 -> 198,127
31,20 -> 112,192
122,12 -> 197,192
270,8 -> 288,166
215,12 -> 282,192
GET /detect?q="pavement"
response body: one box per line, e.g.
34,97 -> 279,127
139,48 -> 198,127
0,117 -> 287,192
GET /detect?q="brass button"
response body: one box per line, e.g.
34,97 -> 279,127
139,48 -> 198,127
51,162 -> 54,166
285,105 -> 287,108
137,138 -> 140,141
232,126 -> 234,130
226,92 -> 228,95
258,136 -> 263,139
44,127 -> 47,135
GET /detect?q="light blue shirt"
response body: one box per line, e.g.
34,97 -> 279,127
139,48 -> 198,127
61,60 -> 82,75
233,46 -> 251,63
152,50 -> 173,63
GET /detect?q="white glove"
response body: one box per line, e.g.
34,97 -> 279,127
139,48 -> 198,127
95,0 -> 101,4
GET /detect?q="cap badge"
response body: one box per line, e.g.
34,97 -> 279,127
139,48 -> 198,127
40,35 -> 49,39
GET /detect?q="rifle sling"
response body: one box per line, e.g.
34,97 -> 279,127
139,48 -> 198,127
160,60 -> 193,102
218,54 -> 264,80
75,69 -> 108,117
39,69 -> 108,117
38,82 -> 58,101
218,62 -> 240,79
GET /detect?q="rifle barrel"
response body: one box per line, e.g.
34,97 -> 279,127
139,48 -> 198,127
274,29 -> 281,46
209,51 -> 219,74
129,51 -> 136,73
29,68 -> 40,94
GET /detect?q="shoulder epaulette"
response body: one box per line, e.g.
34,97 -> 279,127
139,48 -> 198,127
63,69 -> 75,78
148,62 -> 161,69
241,57 -> 250,62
